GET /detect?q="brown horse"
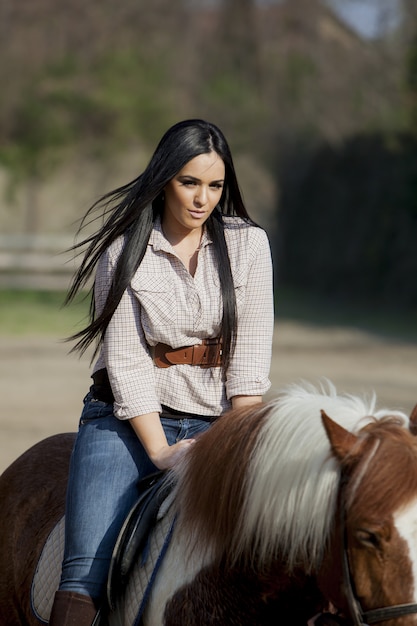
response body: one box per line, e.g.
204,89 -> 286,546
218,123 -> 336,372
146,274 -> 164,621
1,381 -> 417,625
0,432 -> 75,625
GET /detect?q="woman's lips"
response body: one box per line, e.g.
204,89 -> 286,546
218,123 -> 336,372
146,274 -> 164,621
188,210 -> 206,219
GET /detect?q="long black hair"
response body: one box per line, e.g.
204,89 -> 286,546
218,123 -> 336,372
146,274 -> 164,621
66,119 -> 256,371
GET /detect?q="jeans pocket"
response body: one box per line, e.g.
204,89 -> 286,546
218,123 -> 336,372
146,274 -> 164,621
79,399 -> 114,425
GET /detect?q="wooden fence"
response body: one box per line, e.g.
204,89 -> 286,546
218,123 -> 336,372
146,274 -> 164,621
0,234 -> 79,289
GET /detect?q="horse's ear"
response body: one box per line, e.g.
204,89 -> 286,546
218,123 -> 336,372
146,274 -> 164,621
321,410 -> 358,461
409,404 -> 417,436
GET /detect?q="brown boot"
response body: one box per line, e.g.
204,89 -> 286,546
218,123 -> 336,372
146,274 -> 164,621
49,590 -> 99,625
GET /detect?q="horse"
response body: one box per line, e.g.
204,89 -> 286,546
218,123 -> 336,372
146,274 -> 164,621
1,380 -> 417,626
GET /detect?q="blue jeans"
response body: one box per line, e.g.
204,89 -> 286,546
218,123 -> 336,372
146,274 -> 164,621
59,394 -> 212,600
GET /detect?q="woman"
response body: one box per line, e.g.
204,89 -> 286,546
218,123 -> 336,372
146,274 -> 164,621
49,119 -> 274,625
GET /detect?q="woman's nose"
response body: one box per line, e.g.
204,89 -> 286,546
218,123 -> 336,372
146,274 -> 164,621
194,187 -> 208,207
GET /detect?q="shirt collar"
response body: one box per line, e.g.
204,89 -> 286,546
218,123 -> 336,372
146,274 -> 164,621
149,215 -> 213,253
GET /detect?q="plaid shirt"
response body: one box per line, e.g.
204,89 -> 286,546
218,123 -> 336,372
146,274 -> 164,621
93,216 -> 274,419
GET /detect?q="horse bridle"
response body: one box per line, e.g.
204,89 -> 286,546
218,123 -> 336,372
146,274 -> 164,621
340,524 -> 417,625
337,489 -> 417,626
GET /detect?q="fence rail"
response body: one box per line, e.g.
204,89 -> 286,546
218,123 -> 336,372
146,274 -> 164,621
0,234 -> 79,289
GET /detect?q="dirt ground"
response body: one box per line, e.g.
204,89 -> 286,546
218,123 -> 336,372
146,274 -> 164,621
1,321 -> 417,475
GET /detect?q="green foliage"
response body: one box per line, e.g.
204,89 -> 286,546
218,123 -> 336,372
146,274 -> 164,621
92,50 -> 175,146
284,53 -> 317,104
197,72 -> 268,150
0,289 -> 89,336
406,33 -> 417,135
0,61 -> 102,195
0,48 -> 178,189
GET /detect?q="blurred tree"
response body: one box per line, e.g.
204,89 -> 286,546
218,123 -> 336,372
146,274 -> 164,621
403,0 -> 417,135
0,68 -> 102,232
218,0 -> 259,84
406,34 -> 417,134
0,0 -> 412,235
0,0 -> 189,232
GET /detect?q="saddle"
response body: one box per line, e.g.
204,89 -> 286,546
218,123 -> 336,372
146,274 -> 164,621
31,471 -> 175,625
106,470 -> 174,611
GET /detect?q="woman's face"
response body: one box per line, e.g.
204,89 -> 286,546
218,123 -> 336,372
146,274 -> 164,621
162,152 -> 225,236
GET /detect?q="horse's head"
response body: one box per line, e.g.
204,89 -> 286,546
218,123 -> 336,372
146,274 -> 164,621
319,409 -> 417,626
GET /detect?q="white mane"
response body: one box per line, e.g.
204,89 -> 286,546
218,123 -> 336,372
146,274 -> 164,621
234,379 -> 409,572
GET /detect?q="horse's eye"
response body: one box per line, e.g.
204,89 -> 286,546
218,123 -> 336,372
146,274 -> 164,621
355,529 -> 381,549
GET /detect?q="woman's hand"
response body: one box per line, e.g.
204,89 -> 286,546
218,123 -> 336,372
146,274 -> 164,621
150,438 -> 196,470
129,412 -> 195,470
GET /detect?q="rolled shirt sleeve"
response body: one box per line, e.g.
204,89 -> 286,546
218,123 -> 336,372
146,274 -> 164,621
104,285 -> 162,418
225,227 -> 274,399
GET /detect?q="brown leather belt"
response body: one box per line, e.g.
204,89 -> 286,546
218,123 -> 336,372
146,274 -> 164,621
152,338 -> 222,368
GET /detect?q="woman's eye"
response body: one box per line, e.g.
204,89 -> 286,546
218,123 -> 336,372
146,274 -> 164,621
179,180 -> 223,190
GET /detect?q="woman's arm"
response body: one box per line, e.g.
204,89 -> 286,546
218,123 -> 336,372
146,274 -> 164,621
129,412 -> 195,470
95,243 -> 161,418
231,395 -> 262,409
